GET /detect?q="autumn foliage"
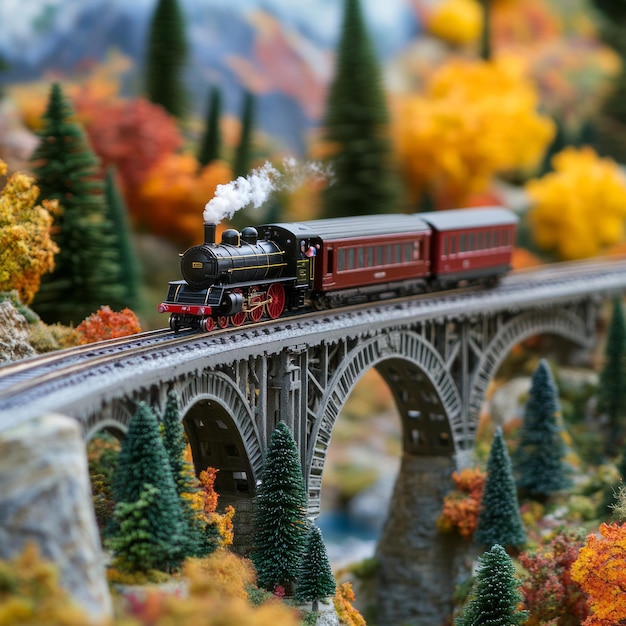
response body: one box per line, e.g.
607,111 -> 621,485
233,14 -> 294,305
437,467 -> 486,539
394,57 -> 554,209
198,467 -> 235,548
333,582 -> 366,626
0,542 -> 87,626
570,522 -> 626,626
138,154 -> 233,245
0,160 -> 58,304
526,147 -> 626,260
76,305 -> 141,344
83,97 -> 183,193
518,529 -> 589,626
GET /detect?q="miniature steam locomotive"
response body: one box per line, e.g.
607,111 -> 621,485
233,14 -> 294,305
158,208 -> 518,332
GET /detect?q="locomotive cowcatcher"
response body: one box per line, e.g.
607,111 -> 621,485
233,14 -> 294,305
158,208 -> 518,332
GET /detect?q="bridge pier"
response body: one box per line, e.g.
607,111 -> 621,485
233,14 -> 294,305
375,454 -> 474,626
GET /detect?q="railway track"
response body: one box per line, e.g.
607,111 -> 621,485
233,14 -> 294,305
0,256 -> 625,427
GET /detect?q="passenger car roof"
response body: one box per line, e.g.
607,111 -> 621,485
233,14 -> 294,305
262,214 -> 431,242
419,207 -> 518,231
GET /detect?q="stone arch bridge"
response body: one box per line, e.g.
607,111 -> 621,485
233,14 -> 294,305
1,260 -> 626,625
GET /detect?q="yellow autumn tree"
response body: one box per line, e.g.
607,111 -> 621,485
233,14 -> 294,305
526,147 -> 626,260
0,160 -> 58,304
570,522 -> 626,626
394,57 -> 554,209
427,0 -> 482,46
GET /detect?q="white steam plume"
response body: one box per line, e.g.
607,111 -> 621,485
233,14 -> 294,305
203,158 -> 334,224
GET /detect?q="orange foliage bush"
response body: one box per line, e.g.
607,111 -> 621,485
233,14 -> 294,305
511,247 -> 544,270
76,306 -> 141,344
199,468 -> 235,548
138,154 -> 233,246
570,522 -> 626,626
333,582 -> 366,626
437,467 -> 486,539
121,550 -> 299,626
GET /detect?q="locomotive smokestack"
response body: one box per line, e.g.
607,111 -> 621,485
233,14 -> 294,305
204,223 -> 216,245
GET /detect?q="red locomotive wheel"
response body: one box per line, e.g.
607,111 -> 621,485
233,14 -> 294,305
248,287 -> 264,322
200,317 -> 215,332
231,312 -> 246,326
266,283 -> 285,319
217,315 -> 229,329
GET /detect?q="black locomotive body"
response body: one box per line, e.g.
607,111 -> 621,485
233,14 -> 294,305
159,208 -> 518,332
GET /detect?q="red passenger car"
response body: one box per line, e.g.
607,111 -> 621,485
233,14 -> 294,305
419,208 -> 518,287
293,214 -> 432,307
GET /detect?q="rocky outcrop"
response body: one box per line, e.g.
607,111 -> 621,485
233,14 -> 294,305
0,414 -> 112,621
0,300 -> 36,362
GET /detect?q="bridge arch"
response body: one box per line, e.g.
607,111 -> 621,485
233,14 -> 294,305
84,401 -> 134,441
467,307 -> 592,436
177,371 -> 263,496
306,330 -> 463,493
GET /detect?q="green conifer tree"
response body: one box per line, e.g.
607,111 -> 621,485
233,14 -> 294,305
295,524 -> 336,613
513,359 -> 572,499
29,82 -> 125,325
107,483 -> 167,572
251,421 -> 308,594
104,166 -> 140,310
597,298 -> 626,454
197,86 -> 222,167
145,0 -> 188,119
234,91 -> 255,178
456,544 -> 528,626
160,391 -> 207,558
475,427 -> 526,551
320,0 -> 400,219
111,402 -> 185,571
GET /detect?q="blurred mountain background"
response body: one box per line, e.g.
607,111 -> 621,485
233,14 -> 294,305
0,0 -> 419,155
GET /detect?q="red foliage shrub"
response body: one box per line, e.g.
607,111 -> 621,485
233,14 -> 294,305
81,98 -> 183,219
519,528 -> 589,626
76,306 -> 141,344
437,467 -> 486,539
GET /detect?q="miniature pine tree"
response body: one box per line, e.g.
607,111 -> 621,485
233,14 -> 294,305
233,90 -> 255,178
513,359 -> 572,499
456,544 -> 528,626
145,0 -> 187,119
107,483 -> 168,572
104,166 -> 140,310
197,86 -> 222,167
597,298 -> 626,455
295,524 -> 336,613
320,0 -> 400,219
474,427 -> 526,551
160,391 -> 207,558
251,421 -> 309,594
111,402 -> 186,571
29,82 -> 125,325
